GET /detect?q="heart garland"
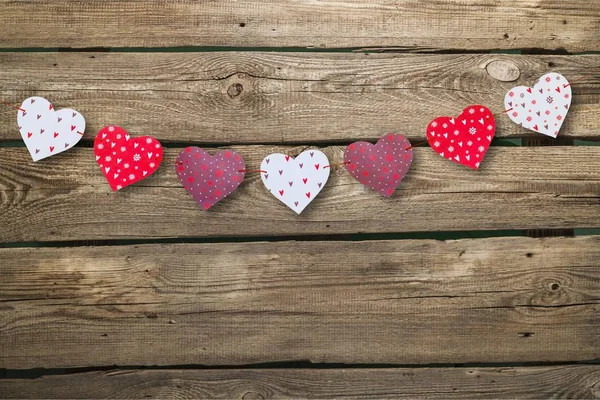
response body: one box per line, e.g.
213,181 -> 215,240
504,73 -> 571,138
3,72 -> 577,212
426,105 -> 496,170
260,150 -> 330,214
94,126 -> 163,191
344,133 -> 413,197
17,97 -> 85,161
176,147 -> 246,210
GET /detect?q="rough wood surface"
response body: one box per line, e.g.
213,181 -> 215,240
1,237 -> 599,369
0,53 -> 599,144
1,146 -> 600,243
0,1 -> 599,51
2,366 -> 600,399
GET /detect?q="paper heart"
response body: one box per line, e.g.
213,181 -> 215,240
344,133 -> 413,197
17,97 -> 85,161
426,105 -> 495,170
94,126 -> 163,191
260,150 -> 330,214
505,73 -> 571,138
176,147 -> 246,210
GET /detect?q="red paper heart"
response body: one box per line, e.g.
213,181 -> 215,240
426,105 -> 495,170
344,133 -> 413,197
94,125 -> 163,191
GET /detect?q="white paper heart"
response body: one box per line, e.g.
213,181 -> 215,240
260,150 -> 330,214
17,97 -> 86,161
504,73 -> 571,138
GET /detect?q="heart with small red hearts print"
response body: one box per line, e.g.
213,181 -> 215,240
94,126 -> 163,191
426,105 -> 496,170
17,97 -> 85,162
260,150 -> 330,214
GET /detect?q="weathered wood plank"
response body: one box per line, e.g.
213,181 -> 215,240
1,146 -> 599,243
2,366 -> 600,399
0,1 -> 599,51
0,237 -> 599,368
0,53 -> 599,143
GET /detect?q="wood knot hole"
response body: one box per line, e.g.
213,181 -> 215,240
486,60 -> 521,82
228,83 -> 244,98
518,332 -> 534,338
551,283 -> 560,291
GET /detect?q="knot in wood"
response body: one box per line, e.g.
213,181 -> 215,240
486,60 -> 521,82
242,392 -> 264,400
228,83 -> 244,98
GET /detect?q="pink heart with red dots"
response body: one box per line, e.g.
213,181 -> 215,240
344,134 -> 413,197
176,147 -> 246,210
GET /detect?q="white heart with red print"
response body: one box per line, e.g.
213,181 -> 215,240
504,73 -> 571,138
17,97 -> 85,161
260,150 -> 330,214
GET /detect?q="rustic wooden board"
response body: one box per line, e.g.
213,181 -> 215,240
1,237 -> 599,369
0,1 -> 599,51
1,146 -> 600,243
2,366 -> 600,399
0,53 -> 599,144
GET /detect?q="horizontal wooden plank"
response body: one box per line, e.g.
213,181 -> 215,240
0,237 -> 599,368
0,1 -> 599,51
2,366 -> 600,399
0,53 -> 599,143
1,146 -> 600,243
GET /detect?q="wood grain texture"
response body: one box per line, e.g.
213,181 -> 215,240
2,366 -> 600,399
0,1 -> 599,50
1,146 -> 600,243
0,53 -> 599,144
0,237 -> 599,369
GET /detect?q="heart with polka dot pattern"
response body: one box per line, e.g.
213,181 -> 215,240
94,126 -> 163,191
504,73 -> 571,138
344,134 -> 413,197
176,147 -> 246,210
426,105 -> 496,170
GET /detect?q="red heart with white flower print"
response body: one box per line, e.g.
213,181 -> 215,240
426,105 -> 496,170
504,73 -> 571,138
94,126 -> 163,191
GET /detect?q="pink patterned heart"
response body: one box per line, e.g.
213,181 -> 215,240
176,147 -> 246,210
344,133 -> 413,197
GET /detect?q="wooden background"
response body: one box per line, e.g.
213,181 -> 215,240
0,1 -> 599,398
